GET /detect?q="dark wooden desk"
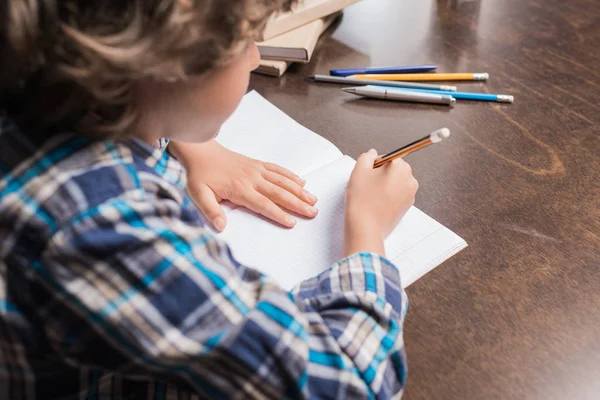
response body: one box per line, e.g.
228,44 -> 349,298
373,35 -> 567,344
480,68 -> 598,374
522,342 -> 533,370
250,0 -> 600,398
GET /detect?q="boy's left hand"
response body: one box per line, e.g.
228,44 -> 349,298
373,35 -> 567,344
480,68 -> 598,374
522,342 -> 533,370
168,140 -> 318,232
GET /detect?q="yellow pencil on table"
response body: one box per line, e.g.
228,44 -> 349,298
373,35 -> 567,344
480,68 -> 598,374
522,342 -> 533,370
350,73 -> 489,82
374,128 -> 451,168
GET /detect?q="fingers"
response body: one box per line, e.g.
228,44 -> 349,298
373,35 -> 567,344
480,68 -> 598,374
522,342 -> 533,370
356,149 -> 379,169
388,158 -> 414,179
388,159 -> 419,195
242,190 -> 298,228
257,181 -> 318,220
190,184 -> 227,232
263,171 -> 318,206
264,163 -> 306,187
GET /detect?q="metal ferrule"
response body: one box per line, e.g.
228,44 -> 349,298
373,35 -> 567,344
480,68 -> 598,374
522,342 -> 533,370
473,73 -> 489,81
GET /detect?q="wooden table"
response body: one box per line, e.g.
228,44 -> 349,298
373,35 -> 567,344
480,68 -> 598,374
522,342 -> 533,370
250,0 -> 600,398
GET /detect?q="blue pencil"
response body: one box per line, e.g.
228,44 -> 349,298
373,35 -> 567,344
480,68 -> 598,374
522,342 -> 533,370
330,64 -> 437,77
386,87 -> 514,103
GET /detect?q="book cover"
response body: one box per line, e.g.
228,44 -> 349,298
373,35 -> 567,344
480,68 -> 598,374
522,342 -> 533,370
254,12 -> 339,77
254,59 -> 291,77
257,13 -> 340,63
262,0 -> 360,40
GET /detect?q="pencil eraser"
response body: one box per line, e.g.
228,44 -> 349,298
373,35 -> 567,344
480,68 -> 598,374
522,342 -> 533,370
430,128 -> 451,143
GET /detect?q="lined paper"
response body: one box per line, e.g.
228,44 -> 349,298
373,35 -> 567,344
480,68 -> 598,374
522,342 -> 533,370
215,91 -> 467,290
217,91 -> 342,177
220,156 -> 467,290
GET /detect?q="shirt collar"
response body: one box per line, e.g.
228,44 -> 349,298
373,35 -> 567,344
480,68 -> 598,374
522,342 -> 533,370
128,138 -> 187,189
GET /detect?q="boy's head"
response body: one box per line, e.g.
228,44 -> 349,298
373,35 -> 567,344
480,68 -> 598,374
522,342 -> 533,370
0,0 -> 295,142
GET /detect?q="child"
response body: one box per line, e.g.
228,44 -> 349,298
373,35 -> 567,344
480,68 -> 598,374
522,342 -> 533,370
0,0 -> 418,398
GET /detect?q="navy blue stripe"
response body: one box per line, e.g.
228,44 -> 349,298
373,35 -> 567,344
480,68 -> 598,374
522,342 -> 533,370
154,381 -> 166,400
0,300 -> 18,312
31,260 -> 227,399
1,136 -> 90,232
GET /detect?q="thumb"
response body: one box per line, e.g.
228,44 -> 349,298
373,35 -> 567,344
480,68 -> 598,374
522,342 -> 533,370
192,184 -> 227,232
356,149 -> 378,169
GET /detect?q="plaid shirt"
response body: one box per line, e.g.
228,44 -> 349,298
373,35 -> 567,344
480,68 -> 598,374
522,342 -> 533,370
0,120 -> 408,400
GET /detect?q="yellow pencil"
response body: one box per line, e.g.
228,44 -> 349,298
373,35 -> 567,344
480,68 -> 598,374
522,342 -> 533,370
373,128 -> 451,168
349,72 -> 489,82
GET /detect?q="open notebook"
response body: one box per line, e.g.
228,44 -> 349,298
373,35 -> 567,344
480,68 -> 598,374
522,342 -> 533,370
215,91 -> 467,290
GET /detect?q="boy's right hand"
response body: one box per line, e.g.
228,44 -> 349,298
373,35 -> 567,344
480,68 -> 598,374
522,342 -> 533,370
344,149 -> 419,257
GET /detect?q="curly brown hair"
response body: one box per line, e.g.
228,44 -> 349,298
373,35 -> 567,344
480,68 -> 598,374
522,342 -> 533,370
0,0 -> 296,137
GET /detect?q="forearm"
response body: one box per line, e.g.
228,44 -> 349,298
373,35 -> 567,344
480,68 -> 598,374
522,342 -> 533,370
294,252 -> 408,397
45,248 -> 408,398
203,250 -> 408,398
42,186 -> 407,398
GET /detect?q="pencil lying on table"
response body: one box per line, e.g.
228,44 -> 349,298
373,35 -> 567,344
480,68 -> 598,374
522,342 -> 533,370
391,87 -> 514,103
350,72 -> 489,82
330,64 -> 438,77
306,74 -> 458,92
374,128 -> 451,168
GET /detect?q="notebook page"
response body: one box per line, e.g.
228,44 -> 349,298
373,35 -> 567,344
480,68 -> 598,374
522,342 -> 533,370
217,91 -> 343,177
391,227 -> 467,287
218,156 -> 467,290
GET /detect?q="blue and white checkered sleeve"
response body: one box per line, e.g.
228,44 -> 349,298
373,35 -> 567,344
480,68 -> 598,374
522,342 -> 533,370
37,194 -> 408,399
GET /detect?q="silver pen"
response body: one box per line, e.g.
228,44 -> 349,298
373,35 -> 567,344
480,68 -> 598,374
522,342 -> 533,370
306,74 -> 457,92
343,85 -> 456,106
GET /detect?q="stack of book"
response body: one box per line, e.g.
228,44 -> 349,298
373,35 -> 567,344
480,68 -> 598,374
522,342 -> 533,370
255,0 -> 361,77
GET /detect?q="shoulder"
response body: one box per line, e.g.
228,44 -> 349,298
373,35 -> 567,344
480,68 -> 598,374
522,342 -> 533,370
0,125 -> 197,243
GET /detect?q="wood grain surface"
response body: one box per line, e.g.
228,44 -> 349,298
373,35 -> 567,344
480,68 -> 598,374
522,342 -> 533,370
249,0 -> 600,398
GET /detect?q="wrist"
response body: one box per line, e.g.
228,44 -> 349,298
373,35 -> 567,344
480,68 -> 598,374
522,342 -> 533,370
167,139 -> 220,169
344,206 -> 383,236
343,214 -> 385,257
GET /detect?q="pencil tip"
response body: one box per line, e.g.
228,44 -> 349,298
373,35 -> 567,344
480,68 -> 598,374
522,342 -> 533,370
342,87 -> 357,93
305,75 -> 315,81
